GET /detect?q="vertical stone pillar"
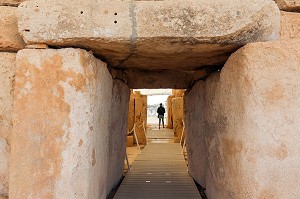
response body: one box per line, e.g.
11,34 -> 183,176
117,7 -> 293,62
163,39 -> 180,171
166,95 -> 174,128
134,94 -> 147,145
107,80 -> 130,193
10,49 -> 113,199
0,53 -> 16,197
172,97 -> 184,143
127,90 -> 135,132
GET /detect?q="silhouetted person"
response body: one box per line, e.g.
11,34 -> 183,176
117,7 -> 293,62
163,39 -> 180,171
157,103 -> 165,129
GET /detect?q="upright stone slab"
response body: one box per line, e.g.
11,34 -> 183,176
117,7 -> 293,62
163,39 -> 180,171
10,48 -> 113,199
0,52 -> 16,197
185,39 -> 300,199
184,80 -> 207,187
0,6 -> 25,51
172,97 -> 183,143
0,138 -> 8,197
166,95 -> 174,128
134,95 -> 147,144
127,92 -> 135,132
107,79 -> 130,194
281,11 -> 300,39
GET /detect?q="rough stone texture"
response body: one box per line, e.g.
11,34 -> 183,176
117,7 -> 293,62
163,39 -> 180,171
281,11 -> 300,39
0,138 -> 8,197
166,95 -> 174,129
10,48 -> 113,199
127,92 -> 135,132
107,80 -> 130,194
172,97 -> 183,143
134,95 -> 147,144
0,6 -> 25,51
275,0 -> 300,11
0,0 -> 25,6
18,0 -> 280,70
126,136 -> 133,147
172,89 -> 185,97
185,40 -> 300,199
0,53 -> 16,142
0,53 -> 15,197
184,80 -> 207,187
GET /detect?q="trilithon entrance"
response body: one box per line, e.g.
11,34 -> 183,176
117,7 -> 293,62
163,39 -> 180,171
0,0 -> 300,198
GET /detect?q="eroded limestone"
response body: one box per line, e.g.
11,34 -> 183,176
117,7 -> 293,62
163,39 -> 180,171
0,138 -> 8,197
185,39 -> 300,198
18,0 -> 280,70
0,6 -> 25,51
275,0 -> 300,11
10,48 -> 113,199
172,97 -> 183,143
281,11 -> 300,39
107,80 -> 130,194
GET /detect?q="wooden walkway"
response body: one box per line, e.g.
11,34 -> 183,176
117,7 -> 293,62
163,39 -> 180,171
114,143 -> 201,199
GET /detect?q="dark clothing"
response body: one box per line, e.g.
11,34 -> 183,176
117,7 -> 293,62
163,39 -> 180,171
157,106 -> 165,116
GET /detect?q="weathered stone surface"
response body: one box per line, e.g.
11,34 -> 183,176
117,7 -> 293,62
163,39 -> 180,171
0,0 -> 25,6
134,95 -> 147,144
281,11 -> 300,39
0,53 -> 15,197
0,53 -> 16,142
127,92 -> 135,131
107,79 -> 130,194
10,48 -> 113,199
18,0 -> 280,70
0,6 -> 25,51
126,135 -> 133,147
166,95 -> 174,129
172,97 -> 183,143
0,138 -> 8,197
275,0 -> 300,11
126,69 -> 209,89
184,80 -> 207,187
185,39 -> 300,199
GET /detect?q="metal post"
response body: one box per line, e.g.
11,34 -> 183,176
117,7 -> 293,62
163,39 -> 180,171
133,124 -> 141,152
125,153 -> 131,171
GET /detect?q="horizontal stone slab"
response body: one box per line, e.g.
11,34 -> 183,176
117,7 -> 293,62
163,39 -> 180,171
0,0 -> 24,6
275,0 -> 300,11
124,68 -> 216,89
18,0 -> 280,70
0,6 -> 25,51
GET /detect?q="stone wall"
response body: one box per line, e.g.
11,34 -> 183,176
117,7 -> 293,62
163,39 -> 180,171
10,48 -> 114,199
185,39 -> 300,198
107,80 -> 130,193
0,4 -> 24,198
0,53 -> 16,197
166,95 -> 174,128
127,91 -> 147,145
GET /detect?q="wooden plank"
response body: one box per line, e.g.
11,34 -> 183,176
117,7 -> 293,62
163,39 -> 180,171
114,143 -> 201,199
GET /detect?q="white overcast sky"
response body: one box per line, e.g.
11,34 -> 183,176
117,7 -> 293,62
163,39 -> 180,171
134,89 -> 171,105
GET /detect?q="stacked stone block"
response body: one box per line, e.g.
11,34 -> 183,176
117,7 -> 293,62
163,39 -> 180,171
0,5 -> 25,199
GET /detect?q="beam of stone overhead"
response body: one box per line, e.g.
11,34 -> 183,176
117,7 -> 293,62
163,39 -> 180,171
125,69 -> 210,89
18,0 -> 280,70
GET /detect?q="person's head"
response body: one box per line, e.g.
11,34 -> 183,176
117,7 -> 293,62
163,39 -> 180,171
160,103 -> 163,106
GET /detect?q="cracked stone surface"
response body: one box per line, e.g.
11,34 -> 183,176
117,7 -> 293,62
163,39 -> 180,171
18,0 -> 280,70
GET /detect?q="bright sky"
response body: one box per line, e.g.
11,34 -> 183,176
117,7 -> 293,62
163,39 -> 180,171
133,89 -> 171,105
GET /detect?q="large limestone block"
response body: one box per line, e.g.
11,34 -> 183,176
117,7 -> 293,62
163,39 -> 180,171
184,81 -> 207,188
275,0 -> 300,11
0,6 -> 25,51
10,48 -> 113,199
127,94 -> 135,131
0,138 -> 8,197
172,97 -> 183,143
280,11 -> 300,39
186,39 -> 300,199
18,0 -> 280,70
107,80 -> 130,194
134,95 -> 147,144
0,53 -> 16,142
